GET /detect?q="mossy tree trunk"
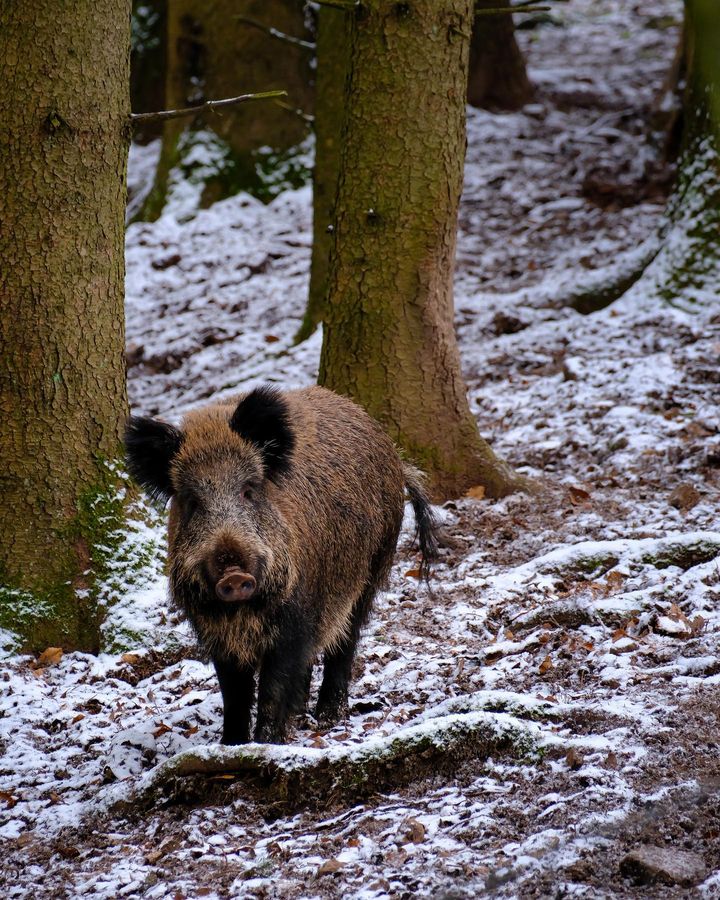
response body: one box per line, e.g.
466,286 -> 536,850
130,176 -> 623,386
295,6 -> 351,343
140,0 -> 313,220
0,1 -> 131,653
468,0 -> 533,110
318,0 -> 524,501
654,0 -> 720,307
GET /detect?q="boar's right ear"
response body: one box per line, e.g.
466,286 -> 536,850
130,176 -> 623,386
124,416 -> 183,503
229,386 -> 295,482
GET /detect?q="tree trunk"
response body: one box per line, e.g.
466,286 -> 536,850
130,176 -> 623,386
468,1 -> 533,110
295,6 -> 351,343
139,0 -> 313,220
0,2 -> 131,652
318,0 -> 524,501
655,0 -> 720,308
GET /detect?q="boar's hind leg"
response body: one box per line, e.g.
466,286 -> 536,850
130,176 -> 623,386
255,610 -> 315,744
213,657 -> 255,745
316,584 -> 376,727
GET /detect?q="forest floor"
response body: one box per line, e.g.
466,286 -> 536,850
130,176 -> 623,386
3,0 -> 720,897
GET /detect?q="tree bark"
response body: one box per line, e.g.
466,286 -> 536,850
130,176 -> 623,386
468,0 -> 533,110
140,0 -> 313,220
655,0 -> 720,308
295,6 -> 351,343
318,0 -> 525,500
0,2 -> 131,652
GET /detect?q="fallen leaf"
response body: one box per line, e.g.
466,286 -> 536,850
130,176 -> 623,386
605,570 -> 625,592
182,725 -> 199,738
668,602 -> 689,624
465,485 -> 486,500
153,723 -> 172,738
0,791 -> 17,809
71,713 -> 85,725
57,844 -> 80,860
311,737 -> 327,749
539,655 -> 554,674
611,628 -> 627,642
404,568 -> 421,579
317,858 -> 344,876
347,837 -> 360,848
566,747 -> 584,770
36,647 -> 63,668
568,485 -> 591,505
690,615 -> 706,636
121,652 -> 140,665
405,819 -> 426,844
264,334 -> 280,344
604,751 -> 618,769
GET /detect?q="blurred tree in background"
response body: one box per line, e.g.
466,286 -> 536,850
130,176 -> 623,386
137,0 -> 314,220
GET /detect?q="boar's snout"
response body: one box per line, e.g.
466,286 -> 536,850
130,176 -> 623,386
215,567 -> 257,603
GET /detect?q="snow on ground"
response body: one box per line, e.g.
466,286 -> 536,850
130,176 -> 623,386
4,0 -> 720,897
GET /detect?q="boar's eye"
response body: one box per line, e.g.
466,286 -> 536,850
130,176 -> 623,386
240,484 -> 255,502
179,492 -> 199,525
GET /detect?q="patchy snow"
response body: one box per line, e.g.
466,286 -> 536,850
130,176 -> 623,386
4,0 -> 720,897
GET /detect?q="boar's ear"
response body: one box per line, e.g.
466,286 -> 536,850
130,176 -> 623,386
124,416 -> 183,503
229,386 -> 295,481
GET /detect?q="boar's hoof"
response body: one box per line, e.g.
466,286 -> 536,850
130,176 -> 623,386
215,568 -> 256,603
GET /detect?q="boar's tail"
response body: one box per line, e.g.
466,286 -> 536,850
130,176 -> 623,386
403,464 -> 439,581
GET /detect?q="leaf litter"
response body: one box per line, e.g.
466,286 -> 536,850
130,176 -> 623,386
3,0 -> 720,897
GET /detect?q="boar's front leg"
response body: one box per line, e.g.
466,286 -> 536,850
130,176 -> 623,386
213,656 -> 255,745
255,608 -> 315,744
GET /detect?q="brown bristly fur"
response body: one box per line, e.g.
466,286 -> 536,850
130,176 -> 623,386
167,387 -> 407,669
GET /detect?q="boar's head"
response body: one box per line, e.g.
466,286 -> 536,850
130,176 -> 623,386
125,387 -> 296,618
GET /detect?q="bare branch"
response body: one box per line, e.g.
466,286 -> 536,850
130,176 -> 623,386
130,91 -> 288,127
234,16 -> 315,51
475,6 -> 551,15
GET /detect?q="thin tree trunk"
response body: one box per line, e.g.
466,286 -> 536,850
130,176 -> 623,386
131,0 -> 168,143
0,2 -> 131,652
655,0 -> 720,308
295,6 -> 351,343
468,0 -> 533,110
318,0 -> 525,501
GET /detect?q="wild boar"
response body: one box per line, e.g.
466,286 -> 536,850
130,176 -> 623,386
125,385 -> 437,744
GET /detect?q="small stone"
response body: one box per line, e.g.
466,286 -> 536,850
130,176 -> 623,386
620,845 -> 706,885
610,637 -> 638,655
656,615 -> 691,637
669,483 -> 701,511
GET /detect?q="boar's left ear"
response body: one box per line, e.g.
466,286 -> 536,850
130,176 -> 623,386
229,386 -> 295,481
124,416 -> 183,503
